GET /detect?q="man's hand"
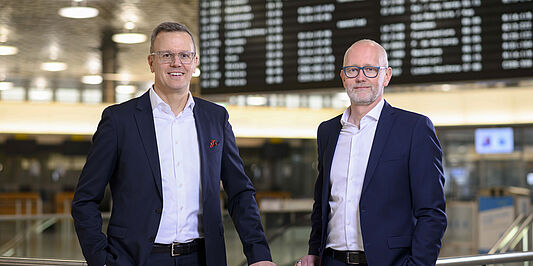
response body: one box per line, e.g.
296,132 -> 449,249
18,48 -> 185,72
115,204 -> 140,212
250,261 -> 276,266
295,255 -> 318,266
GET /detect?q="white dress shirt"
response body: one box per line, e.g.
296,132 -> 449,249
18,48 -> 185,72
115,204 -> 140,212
326,99 -> 384,251
150,88 -> 203,244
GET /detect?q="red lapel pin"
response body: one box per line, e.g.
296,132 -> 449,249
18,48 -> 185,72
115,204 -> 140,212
209,140 -> 218,148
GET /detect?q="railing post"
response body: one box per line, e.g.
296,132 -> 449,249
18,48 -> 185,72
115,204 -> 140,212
25,200 -> 31,215
15,200 -> 21,215
37,199 -> 42,215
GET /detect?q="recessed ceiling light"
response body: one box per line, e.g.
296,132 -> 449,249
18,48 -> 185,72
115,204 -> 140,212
58,6 -> 99,19
0,81 -> 13,91
0,45 -> 18,55
115,84 -> 136,94
81,75 -> 103,84
41,62 -> 68,72
112,33 -> 147,44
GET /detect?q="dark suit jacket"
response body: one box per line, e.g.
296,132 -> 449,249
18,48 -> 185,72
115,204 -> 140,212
71,91 -> 271,266
308,101 -> 447,265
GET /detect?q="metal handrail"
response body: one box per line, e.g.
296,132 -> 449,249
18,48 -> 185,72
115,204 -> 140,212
0,257 -> 87,265
436,251 -> 533,265
1,251 -> 533,266
1,252 -> 533,266
0,213 -> 111,221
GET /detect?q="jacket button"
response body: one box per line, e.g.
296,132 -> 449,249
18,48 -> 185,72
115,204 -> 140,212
155,208 -> 162,214
149,236 -> 155,242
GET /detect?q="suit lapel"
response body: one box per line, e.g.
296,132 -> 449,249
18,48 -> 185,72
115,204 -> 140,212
323,117 -> 342,194
320,116 -> 342,244
192,99 -> 209,205
361,101 -> 396,194
134,92 -> 163,198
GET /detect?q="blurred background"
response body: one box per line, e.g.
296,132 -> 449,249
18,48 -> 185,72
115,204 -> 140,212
1,0 -> 533,265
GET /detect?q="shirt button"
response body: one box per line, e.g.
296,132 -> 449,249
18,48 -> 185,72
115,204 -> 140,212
177,162 -> 180,167
180,206 -> 184,210
175,140 -> 178,145
179,184 -> 183,188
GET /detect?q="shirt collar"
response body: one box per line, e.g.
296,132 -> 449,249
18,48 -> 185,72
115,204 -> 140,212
340,98 -> 385,126
149,86 -> 195,113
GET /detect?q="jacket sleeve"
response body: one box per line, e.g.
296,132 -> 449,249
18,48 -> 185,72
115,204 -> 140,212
308,123 -> 325,256
71,107 -> 118,266
220,110 -> 272,265
406,116 -> 447,265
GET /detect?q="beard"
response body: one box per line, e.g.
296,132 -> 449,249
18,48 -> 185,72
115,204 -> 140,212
346,83 -> 381,105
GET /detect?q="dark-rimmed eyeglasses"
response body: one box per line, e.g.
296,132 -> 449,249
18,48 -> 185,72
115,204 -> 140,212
150,51 -> 196,64
342,66 -> 386,78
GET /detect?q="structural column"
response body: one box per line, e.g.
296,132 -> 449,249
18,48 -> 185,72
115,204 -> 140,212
101,28 -> 118,103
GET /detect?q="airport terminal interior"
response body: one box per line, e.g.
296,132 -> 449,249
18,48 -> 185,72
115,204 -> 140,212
1,0 -> 533,265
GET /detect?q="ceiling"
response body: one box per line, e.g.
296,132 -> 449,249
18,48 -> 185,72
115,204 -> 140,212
0,0 -> 198,90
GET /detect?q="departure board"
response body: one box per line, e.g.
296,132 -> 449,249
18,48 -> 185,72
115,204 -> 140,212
199,0 -> 533,94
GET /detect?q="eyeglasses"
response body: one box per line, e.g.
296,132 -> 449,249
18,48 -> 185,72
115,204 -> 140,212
342,66 -> 386,78
150,51 -> 196,64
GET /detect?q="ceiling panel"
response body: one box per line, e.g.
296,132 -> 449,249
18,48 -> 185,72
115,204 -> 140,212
0,0 -> 198,88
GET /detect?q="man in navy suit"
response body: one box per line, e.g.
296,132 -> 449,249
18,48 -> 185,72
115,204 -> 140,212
297,40 -> 447,265
71,22 -> 275,266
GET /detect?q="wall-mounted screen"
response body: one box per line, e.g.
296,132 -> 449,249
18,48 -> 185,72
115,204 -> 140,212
475,127 -> 514,154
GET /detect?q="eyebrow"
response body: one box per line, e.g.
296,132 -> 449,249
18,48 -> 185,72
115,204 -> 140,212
155,50 -> 194,53
345,65 -> 380,67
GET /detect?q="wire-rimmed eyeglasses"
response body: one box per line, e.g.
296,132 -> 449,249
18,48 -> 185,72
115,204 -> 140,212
342,66 -> 387,78
150,51 -> 196,64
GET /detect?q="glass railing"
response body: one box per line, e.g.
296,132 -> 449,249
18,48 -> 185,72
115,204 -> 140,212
0,212 -> 309,266
0,214 -> 90,260
2,211 -> 533,266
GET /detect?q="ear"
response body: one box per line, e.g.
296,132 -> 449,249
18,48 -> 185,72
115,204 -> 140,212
147,54 -> 154,73
193,54 -> 199,68
383,67 -> 392,87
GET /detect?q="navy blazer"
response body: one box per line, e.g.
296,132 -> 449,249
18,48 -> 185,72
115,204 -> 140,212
72,91 -> 271,266
308,101 -> 447,265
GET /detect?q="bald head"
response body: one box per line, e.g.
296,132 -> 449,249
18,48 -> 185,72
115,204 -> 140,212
343,39 -> 389,67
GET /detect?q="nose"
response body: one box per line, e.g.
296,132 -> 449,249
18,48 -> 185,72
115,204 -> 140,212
355,71 -> 366,82
169,55 -> 182,67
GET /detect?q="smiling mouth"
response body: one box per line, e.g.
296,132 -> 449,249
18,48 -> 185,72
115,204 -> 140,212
169,72 -> 184,76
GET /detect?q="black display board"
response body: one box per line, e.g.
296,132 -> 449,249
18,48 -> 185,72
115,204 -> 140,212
199,0 -> 533,94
